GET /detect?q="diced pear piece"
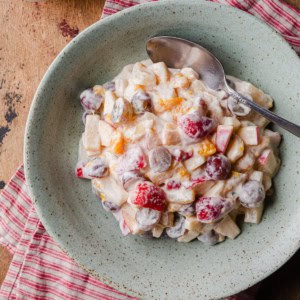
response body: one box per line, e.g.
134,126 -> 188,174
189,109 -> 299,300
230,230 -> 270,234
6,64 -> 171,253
223,117 -> 241,131
248,170 -> 264,183
115,78 -> 128,98
238,126 -> 260,146
83,115 -> 101,155
244,203 -> 264,224
171,73 -> 190,89
177,230 -> 200,242
146,167 -> 175,185
167,202 -> 183,213
258,149 -> 280,176
164,186 -> 195,205
235,150 -> 256,173
152,225 -> 164,238
162,123 -> 181,145
160,212 -> 174,227
214,215 -> 240,239
205,181 -> 226,197
194,181 -> 215,196
224,171 -> 247,195
262,174 -> 272,191
149,62 -> 170,83
103,90 -> 116,122
121,203 -> 142,235
92,177 -> 128,206
123,83 -> 137,102
226,135 -> 244,163
98,120 -> 115,147
132,62 -> 156,86
184,216 -> 203,232
184,155 -> 206,172
78,134 -> 88,161
264,129 -> 281,148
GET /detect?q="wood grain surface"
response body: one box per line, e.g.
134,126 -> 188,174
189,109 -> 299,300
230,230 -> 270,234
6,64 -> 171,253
0,0 -> 299,297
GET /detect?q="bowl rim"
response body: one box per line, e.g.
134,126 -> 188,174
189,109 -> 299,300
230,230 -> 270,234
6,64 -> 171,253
24,0 -> 300,298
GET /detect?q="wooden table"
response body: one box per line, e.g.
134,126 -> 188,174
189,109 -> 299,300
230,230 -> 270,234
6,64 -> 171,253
0,0 -> 299,298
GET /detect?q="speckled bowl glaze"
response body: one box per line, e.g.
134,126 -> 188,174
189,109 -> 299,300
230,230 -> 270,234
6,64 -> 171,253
24,1 -> 300,299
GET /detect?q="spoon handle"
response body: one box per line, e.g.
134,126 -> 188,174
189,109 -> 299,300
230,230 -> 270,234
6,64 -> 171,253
229,90 -> 300,138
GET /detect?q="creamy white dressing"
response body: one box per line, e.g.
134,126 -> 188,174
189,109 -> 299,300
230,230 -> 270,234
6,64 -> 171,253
76,60 -> 281,244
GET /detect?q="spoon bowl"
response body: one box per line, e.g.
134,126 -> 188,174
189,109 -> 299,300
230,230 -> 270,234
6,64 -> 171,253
147,36 -> 227,90
147,36 -> 300,137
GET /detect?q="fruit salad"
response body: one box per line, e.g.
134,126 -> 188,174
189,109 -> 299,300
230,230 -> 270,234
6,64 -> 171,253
76,60 -> 281,245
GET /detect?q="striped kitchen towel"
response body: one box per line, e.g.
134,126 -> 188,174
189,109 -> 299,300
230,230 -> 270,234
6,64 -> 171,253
0,1 -> 299,299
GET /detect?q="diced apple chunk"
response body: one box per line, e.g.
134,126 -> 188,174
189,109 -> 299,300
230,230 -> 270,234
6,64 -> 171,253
164,187 -> 195,205
194,181 -> 215,196
258,149 -> 279,176
103,90 -> 116,122
160,212 -> 174,227
121,203 -> 142,235
223,117 -> 241,131
244,204 -> 264,224
224,172 -> 247,195
152,225 -> 164,238
132,62 -> 156,86
83,115 -> 101,155
171,73 -> 190,89
184,216 -> 203,232
235,150 -> 256,173
205,181 -> 225,197
184,155 -> 206,172
248,170 -> 263,183
98,120 -> 115,147
226,135 -> 244,163
213,215 -> 240,239
238,126 -> 260,146
218,234 -> 225,243
92,177 -> 128,206
115,78 -> 128,98
162,123 -> 181,145
264,129 -> 281,148
216,125 -> 233,153
177,230 -> 200,243
167,202 -> 183,213
262,174 -> 272,191
146,168 -> 175,185
124,83 -> 137,102
78,134 -> 88,161
149,62 -> 170,83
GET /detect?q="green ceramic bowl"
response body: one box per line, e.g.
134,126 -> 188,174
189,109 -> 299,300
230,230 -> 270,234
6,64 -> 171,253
24,1 -> 300,299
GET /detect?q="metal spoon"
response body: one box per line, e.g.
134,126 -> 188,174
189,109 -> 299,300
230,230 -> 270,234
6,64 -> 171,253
146,36 -> 300,138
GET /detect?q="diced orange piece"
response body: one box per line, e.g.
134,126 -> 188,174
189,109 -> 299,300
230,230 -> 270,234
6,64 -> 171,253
159,97 -> 183,111
176,166 -> 190,179
197,138 -> 217,156
110,131 -> 125,155
134,84 -> 145,91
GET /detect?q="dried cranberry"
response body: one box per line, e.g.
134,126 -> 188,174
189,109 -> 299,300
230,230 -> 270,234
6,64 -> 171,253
178,112 -> 216,140
195,196 -> 233,223
131,182 -> 166,211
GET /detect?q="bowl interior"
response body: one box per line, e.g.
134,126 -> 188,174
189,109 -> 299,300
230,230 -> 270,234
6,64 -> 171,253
25,1 -> 300,299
